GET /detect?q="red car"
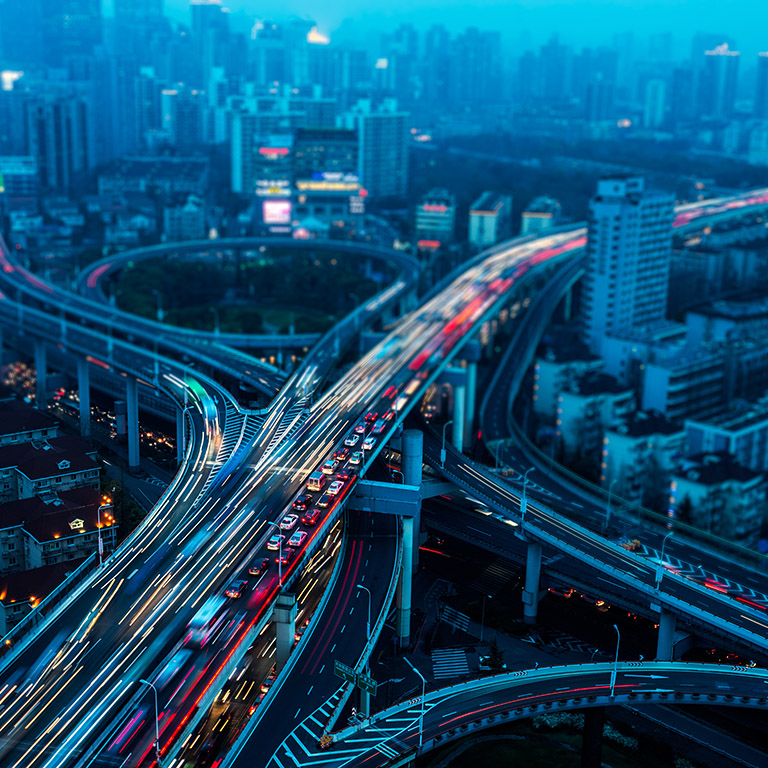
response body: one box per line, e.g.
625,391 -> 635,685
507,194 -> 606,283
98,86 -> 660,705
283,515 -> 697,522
301,509 -> 322,526
365,411 -> 378,423
292,494 -> 313,512
248,558 -> 270,576
276,548 -> 295,565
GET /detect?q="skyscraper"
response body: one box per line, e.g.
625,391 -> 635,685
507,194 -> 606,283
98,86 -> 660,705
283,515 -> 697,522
755,52 -> 768,119
696,43 -> 739,119
581,177 -> 675,355
644,79 -> 667,128
338,99 -> 408,199
41,0 -> 102,68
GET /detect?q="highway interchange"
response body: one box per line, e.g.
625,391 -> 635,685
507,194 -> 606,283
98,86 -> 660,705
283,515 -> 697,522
0,189 -> 767,766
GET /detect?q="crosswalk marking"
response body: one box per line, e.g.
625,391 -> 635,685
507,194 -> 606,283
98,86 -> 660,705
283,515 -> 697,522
432,648 -> 469,679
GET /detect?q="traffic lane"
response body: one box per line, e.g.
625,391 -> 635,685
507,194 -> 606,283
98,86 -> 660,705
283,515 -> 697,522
344,665 -> 768,768
234,510 -> 398,765
436,448 -> 768,653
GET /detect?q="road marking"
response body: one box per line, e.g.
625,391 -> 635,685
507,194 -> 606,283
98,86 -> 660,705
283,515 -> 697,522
318,664 -> 325,675
341,625 -> 346,633
127,568 -> 139,579
307,685 -> 314,696
466,526 -> 491,537
330,644 -> 336,653
294,707 -> 302,719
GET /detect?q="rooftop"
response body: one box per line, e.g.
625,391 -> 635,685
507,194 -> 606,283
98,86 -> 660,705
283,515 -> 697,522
538,327 -> 598,364
688,403 -> 768,434
570,371 -> 630,397
0,558 -> 88,608
675,452 -> 761,486
470,191 -> 508,214
0,436 -> 98,480
611,410 -> 683,437
0,402 -> 58,439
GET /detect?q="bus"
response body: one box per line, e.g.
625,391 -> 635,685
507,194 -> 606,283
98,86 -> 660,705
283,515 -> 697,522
187,596 -> 228,648
307,471 -> 326,492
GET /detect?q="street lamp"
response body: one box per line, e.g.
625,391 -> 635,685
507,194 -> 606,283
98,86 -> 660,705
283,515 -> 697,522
609,624 -> 620,697
655,531 -> 674,590
404,657 -> 426,749
96,502 -> 112,567
209,306 -> 220,335
139,679 -> 161,766
151,289 -> 164,323
440,420 -> 453,469
480,594 -> 491,644
520,468 -> 534,526
604,479 -> 617,531
356,584 -> 372,644
268,522 -> 283,585
391,468 -> 404,485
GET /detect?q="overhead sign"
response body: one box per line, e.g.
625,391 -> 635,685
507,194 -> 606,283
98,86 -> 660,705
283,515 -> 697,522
334,660 -> 356,684
357,673 -> 378,696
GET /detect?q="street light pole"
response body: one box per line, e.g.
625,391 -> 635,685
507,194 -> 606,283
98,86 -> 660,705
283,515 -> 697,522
480,594 -> 491,644
604,479 -> 617,531
609,624 -> 620,697
96,504 -> 105,567
520,468 -> 534,526
404,657 -> 426,749
655,531 -> 674,590
356,584 -> 372,644
139,679 -> 161,766
440,420 -> 453,469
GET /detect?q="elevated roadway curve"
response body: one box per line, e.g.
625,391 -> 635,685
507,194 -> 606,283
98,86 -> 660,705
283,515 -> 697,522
278,661 -> 768,767
0,189 -> 766,766
76,237 -> 421,351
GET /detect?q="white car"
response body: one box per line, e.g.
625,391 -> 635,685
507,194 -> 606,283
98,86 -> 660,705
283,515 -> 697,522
321,459 -> 339,475
349,451 -> 363,465
328,480 -> 344,496
280,514 -> 299,531
344,433 -> 360,447
354,422 -> 367,434
362,436 -> 376,451
288,530 -> 308,547
266,534 -> 285,551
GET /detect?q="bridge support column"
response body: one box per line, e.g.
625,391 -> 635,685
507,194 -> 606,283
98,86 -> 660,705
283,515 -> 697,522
396,516 -> 414,647
452,384 -> 466,453
563,284 -> 573,322
77,358 -> 91,439
126,377 -> 140,473
581,706 -> 604,768
276,349 -> 284,369
176,407 -> 186,465
522,540 -> 542,624
402,430 -> 423,572
274,593 -> 297,669
463,341 -> 481,447
655,610 -> 676,661
34,340 -> 47,409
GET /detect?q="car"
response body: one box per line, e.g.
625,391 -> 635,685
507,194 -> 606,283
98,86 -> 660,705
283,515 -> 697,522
248,557 -> 270,576
292,494 -> 312,512
336,469 -> 354,482
301,509 -> 322,526
349,451 -> 363,465
276,547 -> 295,565
288,530 -> 308,547
317,493 -> 332,508
260,667 -> 277,694
225,580 -> 248,599
344,433 -> 360,447
383,409 -> 395,421
266,534 -> 285,551
321,459 -> 339,475
280,514 -> 299,530
365,411 -> 378,423
362,436 -> 376,450
354,422 -> 367,434
294,618 -> 310,644
328,480 -> 344,496
372,419 -> 387,435
334,447 -> 350,462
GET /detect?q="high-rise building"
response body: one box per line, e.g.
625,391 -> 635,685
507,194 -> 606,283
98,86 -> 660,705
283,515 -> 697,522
293,128 -> 357,180
414,188 -> 455,246
468,192 -> 512,249
696,42 -> 739,119
643,79 -> 667,128
755,52 -> 768,119
40,0 -> 102,68
581,177 -> 675,355
449,27 -> 503,105
521,196 -> 561,235
0,0 -> 44,68
338,99 -> 408,199
113,0 -> 165,63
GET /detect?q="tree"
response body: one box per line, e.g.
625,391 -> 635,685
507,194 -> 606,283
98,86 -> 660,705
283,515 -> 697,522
488,637 -> 505,671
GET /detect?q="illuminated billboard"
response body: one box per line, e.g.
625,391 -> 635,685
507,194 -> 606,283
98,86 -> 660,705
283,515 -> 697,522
263,199 -> 292,225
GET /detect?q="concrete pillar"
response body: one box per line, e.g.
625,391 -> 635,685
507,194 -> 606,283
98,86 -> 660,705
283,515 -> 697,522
396,516 -> 414,647
522,540 -> 542,624
274,593 -> 297,669
77,358 -> 91,439
655,610 -> 677,661
276,349 -> 284,368
126,377 -> 140,473
34,340 -> 47,409
465,361 -> 477,446
452,384 -> 466,453
402,430 -> 423,573
176,407 -> 186,465
581,707 -> 605,768
563,284 -> 573,322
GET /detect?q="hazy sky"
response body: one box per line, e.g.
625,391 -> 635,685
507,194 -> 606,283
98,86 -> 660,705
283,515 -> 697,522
154,0 -> 765,53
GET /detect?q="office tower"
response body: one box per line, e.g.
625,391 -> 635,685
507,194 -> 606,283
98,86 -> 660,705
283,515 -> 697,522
0,0 -> 44,68
581,177 -> 675,355
540,36 -> 572,102
415,188 -> 455,246
422,25 -> 450,105
161,87 -> 203,149
585,75 -> 613,123
468,192 -> 512,249
24,94 -> 91,191
669,66 -> 694,124
0,89 -> 28,155
695,42 -> 739,119
755,53 -> 768,119
338,99 -> 408,199
293,128 -> 357,180
448,28 -> 502,105
644,79 -> 667,128
113,0 -> 165,63
521,196 -> 561,235
41,0 -> 102,68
